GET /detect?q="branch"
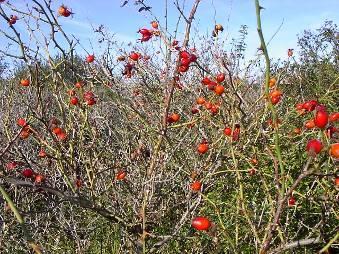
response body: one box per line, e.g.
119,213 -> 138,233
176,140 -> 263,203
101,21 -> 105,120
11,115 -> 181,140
269,236 -> 321,254
260,157 -> 314,253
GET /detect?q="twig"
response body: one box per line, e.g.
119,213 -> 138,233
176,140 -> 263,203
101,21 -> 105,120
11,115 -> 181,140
260,157 -> 314,253
269,236 -> 321,254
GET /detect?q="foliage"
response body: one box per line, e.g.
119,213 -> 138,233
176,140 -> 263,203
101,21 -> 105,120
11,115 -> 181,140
0,1 -> 338,254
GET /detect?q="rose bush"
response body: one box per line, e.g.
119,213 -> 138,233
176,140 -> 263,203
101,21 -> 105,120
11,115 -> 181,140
0,1 -> 338,253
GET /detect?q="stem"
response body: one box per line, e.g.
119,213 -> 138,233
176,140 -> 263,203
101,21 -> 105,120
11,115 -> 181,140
141,1 -> 201,252
260,157 -> 314,253
319,232 -> 339,254
254,0 -> 285,197
0,184 -> 41,254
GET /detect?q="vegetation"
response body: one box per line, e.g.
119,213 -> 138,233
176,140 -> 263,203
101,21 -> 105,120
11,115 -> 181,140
0,1 -> 338,253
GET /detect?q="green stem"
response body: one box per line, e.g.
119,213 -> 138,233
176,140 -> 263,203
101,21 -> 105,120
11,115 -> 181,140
0,184 -> 41,253
254,0 -> 285,197
319,232 -> 339,254
0,184 -> 24,224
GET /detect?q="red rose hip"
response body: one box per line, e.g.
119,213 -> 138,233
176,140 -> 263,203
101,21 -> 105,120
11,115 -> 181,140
192,216 -> 211,231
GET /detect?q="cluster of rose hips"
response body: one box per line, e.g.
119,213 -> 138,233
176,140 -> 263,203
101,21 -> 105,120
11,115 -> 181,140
267,78 -> 283,105
17,118 -> 31,139
178,50 -> 198,73
190,73 -> 227,116
192,97 -> 220,116
201,74 -> 225,96
83,91 -> 96,106
223,124 -> 241,142
52,126 -> 67,141
298,100 -> 339,134
6,162 -> 44,184
293,100 -> 339,158
117,52 -> 142,78
137,21 -> 159,42
68,82 -> 96,106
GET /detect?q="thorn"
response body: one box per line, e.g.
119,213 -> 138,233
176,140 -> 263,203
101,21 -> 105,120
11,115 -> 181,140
259,5 -> 265,10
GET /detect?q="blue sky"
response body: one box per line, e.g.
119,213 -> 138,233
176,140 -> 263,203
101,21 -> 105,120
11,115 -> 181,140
1,0 -> 338,60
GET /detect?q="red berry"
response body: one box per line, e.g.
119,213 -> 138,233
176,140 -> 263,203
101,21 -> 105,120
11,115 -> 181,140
216,73 -> 225,83
138,28 -> 152,37
180,58 -> 191,66
335,176 -> 339,186
191,108 -> 199,114
75,179 -> 82,188
52,127 -> 62,135
305,119 -> 315,129
22,168 -> 34,178
210,105 -> 219,115
189,54 -> 197,62
38,149 -> 47,158
84,91 -> 95,101
208,83 -> 216,91
75,81 -> 83,88
116,170 -> 127,180
180,51 -> 190,59
270,95 -> 281,105
6,161 -> 18,170
329,112 -> 339,122
288,196 -> 296,206
130,52 -> 140,61
214,85 -> 225,96
306,139 -> 323,155
201,77 -> 211,86
191,181 -> 202,192
330,143 -> 339,159
169,113 -> 180,123
197,143 -> 209,154
204,101 -> 212,110
57,131 -> 67,141
86,54 -> 95,63
192,216 -> 211,231
70,96 -> 79,105
248,168 -> 256,176
17,118 -> 27,127
20,79 -> 30,87
150,21 -> 158,29
314,109 -> 328,129
232,125 -> 240,141
178,65 -> 189,72
86,99 -> 96,105
35,174 -> 44,183
302,100 -> 317,111
58,5 -> 72,17
196,97 -> 205,105
8,15 -> 18,25
223,127 -> 232,136
296,103 -> 303,110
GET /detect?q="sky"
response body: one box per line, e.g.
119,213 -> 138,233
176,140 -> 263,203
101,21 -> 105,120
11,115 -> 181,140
0,0 -> 338,60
